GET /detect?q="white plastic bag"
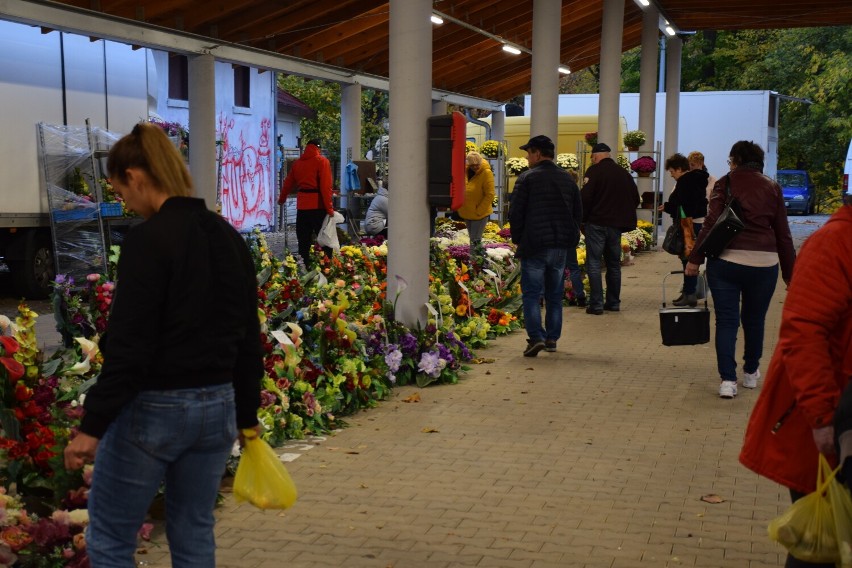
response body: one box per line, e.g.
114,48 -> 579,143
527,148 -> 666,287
316,211 -> 344,252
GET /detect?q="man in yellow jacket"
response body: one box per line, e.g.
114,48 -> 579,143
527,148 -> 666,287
458,152 -> 495,265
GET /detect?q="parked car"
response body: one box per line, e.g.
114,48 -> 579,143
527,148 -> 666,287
844,139 -> 852,205
776,169 -> 815,215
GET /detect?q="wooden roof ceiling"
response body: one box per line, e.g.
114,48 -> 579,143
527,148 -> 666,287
38,0 -> 852,102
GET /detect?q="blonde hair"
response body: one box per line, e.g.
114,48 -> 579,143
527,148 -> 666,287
107,122 -> 193,197
466,151 -> 483,167
687,151 -> 705,165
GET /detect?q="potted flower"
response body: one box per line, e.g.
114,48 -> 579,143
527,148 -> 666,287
584,132 -> 598,147
623,130 -> 646,151
479,140 -> 501,158
555,153 -> 579,171
630,156 -> 657,177
505,157 -> 529,175
465,141 -> 478,154
615,154 -> 631,171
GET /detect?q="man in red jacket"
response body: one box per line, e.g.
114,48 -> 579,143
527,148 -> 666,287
740,199 -> 852,567
278,139 -> 334,266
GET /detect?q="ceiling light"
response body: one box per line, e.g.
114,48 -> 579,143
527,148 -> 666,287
638,0 -> 650,5
558,66 -> 571,75
502,44 -> 522,55
665,25 -> 676,36
430,14 -> 444,25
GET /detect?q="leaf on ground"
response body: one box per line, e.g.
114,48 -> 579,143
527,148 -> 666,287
421,427 -> 439,433
470,357 -> 495,364
402,393 -> 421,403
701,494 -> 725,504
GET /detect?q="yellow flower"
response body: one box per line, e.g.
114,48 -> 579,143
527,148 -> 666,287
456,304 -> 468,316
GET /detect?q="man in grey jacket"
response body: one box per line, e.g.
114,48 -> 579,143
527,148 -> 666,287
510,135 -> 583,357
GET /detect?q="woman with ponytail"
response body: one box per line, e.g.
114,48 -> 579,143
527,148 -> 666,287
63,123 -> 263,566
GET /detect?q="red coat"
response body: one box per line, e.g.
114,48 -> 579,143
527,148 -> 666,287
278,144 -> 334,214
739,206 -> 852,494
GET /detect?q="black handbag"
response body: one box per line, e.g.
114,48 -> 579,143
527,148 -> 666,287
662,222 -> 684,256
695,176 -> 745,259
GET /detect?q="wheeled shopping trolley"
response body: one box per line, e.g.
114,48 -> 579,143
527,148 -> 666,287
660,271 -> 710,346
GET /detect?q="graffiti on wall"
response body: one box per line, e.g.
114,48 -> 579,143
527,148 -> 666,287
217,114 -> 273,230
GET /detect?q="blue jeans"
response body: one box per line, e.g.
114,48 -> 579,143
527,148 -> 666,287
87,384 -> 238,568
706,258 -> 779,382
565,246 -> 585,300
584,224 -> 623,310
521,248 -> 568,342
681,222 -> 702,294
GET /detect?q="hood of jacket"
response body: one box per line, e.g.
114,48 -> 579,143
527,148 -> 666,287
300,143 -> 321,160
376,186 -> 388,197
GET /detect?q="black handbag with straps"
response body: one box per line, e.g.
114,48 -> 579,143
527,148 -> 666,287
695,175 -> 745,259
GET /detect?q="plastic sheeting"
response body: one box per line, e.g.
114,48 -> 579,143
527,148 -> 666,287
39,123 -> 121,284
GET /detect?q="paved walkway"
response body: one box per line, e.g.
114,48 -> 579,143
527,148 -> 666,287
2,217 -> 823,567
135,243 -> 803,568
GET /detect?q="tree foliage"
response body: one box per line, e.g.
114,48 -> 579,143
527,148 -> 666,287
278,75 -> 389,172
616,27 -> 851,209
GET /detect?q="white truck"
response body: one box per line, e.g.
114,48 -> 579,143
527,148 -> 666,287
526,91 -> 781,181
0,19 -> 279,298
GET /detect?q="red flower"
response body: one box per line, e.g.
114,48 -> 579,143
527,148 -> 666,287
0,336 -> 19,355
0,357 -> 24,382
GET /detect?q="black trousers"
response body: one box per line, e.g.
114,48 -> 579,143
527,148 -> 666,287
295,209 -> 330,266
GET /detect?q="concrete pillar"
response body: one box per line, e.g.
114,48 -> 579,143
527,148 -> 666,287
188,54 -> 217,210
529,0 -> 561,147
636,5 -> 659,212
491,110 -> 505,145
340,82 -> 362,211
388,0 -> 431,327
432,99 -> 448,115
663,35 -> 682,201
638,6 -> 658,154
598,0 -> 624,151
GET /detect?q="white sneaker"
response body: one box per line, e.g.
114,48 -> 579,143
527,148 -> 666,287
719,381 -> 738,399
743,369 -> 760,389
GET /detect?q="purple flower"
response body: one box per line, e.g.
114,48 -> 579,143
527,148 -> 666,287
400,333 -> 418,357
384,346 -> 402,373
417,351 -> 446,378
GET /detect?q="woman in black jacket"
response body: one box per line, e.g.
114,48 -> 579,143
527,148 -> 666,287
660,153 -> 709,306
64,123 -> 263,566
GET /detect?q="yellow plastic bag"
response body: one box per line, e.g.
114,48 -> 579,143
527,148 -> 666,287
828,470 -> 852,568
768,455 -> 843,563
233,432 -> 298,510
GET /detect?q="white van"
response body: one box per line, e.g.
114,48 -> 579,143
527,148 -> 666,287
844,139 -> 852,204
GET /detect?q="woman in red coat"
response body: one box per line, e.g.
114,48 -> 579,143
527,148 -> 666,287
739,202 -> 852,568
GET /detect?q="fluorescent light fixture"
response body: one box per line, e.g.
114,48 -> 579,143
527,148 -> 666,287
430,14 -> 444,25
502,44 -> 522,55
665,25 -> 676,36
558,66 -> 571,75
638,0 -> 650,5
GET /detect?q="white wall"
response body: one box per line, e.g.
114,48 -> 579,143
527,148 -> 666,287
525,91 -> 778,179
152,52 -> 277,231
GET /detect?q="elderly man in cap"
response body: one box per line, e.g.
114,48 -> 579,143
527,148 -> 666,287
509,135 -> 583,357
278,139 -> 335,266
580,142 -> 639,315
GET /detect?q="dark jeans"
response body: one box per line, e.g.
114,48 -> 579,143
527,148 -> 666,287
706,258 -> 778,382
784,489 -> 835,568
681,221 -> 702,294
520,248 -> 568,343
584,223 -> 622,310
565,246 -> 585,300
296,208 -> 330,265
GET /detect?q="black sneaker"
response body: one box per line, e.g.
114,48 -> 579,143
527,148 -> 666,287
586,306 -> 603,315
544,340 -> 557,352
576,297 -> 587,308
523,340 -> 546,357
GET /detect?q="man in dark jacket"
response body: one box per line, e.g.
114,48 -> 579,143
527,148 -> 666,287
510,135 -> 583,357
580,143 -> 639,314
